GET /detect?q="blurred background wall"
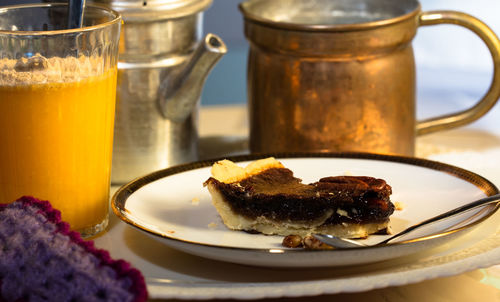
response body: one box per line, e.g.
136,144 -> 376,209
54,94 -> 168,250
1,0 -> 499,113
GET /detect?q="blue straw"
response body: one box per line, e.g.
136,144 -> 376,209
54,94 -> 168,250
67,0 -> 86,29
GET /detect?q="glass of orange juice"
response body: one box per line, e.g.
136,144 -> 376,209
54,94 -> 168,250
0,4 -> 121,237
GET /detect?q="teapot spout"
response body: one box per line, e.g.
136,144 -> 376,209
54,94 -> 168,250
158,33 -> 227,122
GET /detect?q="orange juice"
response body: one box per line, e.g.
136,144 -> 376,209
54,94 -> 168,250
0,60 -> 117,234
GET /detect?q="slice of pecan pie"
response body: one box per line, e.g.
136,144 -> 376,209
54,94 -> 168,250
204,157 -> 394,238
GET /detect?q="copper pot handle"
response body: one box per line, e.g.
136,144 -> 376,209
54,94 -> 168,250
416,11 -> 500,135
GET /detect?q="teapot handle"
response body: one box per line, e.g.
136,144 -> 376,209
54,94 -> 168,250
416,11 -> 500,135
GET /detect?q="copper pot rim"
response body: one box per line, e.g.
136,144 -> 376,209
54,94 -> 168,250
239,1 -> 422,32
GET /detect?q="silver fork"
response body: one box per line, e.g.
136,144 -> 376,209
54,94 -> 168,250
314,193 -> 500,249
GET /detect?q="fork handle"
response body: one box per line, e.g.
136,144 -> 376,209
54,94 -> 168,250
380,193 -> 500,245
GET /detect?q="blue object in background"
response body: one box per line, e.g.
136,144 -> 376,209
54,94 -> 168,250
200,45 -> 247,106
201,0 -> 247,106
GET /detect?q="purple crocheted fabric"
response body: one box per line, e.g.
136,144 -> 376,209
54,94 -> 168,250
0,196 -> 147,302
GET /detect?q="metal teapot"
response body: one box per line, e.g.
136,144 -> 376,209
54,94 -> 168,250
90,0 -> 226,184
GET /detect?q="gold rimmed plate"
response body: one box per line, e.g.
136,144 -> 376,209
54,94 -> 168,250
111,152 -> 499,267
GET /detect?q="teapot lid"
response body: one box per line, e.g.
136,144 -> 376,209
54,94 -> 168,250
89,0 -> 212,21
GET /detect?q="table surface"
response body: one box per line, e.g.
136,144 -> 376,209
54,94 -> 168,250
95,104 -> 500,302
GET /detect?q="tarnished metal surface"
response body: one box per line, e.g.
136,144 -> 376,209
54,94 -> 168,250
91,0 -> 212,20
240,0 -> 500,156
90,0 -> 226,184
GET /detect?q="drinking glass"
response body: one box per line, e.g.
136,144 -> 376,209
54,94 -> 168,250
0,3 -> 121,237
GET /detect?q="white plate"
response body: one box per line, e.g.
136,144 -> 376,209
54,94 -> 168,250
111,153 -> 499,268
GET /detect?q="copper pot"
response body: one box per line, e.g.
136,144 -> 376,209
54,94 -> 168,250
240,0 -> 500,156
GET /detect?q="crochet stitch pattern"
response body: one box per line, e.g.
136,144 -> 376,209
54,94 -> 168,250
0,196 -> 147,302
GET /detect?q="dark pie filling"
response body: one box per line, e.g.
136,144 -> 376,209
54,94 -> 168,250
205,167 -> 394,225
